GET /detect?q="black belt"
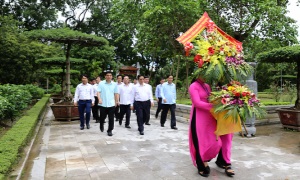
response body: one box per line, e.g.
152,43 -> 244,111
136,100 -> 150,102
79,99 -> 91,101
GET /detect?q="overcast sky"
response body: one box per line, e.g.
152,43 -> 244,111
287,0 -> 300,41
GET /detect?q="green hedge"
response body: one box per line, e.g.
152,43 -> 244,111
0,95 -> 50,179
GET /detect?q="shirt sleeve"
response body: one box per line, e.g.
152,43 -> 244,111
90,86 -> 95,103
174,84 -> 177,102
114,84 -> 119,94
155,85 -> 159,98
74,85 -> 79,102
149,85 -> 154,103
161,84 -> 165,100
131,86 -> 136,106
97,83 -> 101,92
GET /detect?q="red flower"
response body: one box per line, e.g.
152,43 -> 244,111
198,59 -> 204,68
184,42 -> 194,56
242,92 -> 247,97
194,54 -> 202,63
234,92 -> 240,97
208,47 -> 214,55
221,98 -> 227,105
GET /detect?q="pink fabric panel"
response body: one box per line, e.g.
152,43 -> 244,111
219,133 -> 233,164
188,81 -> 221,166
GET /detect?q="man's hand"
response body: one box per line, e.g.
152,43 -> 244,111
74,102 -> 77,106
116,102 -> 120,107
130,106 -> 134,110
92,103 -> 94,107
98,98 -> 102,104
163,99 -> 167,103
156,99 -> 159,102
151,102 -> 154,107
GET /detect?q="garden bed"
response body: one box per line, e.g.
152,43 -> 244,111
0,95 -> 50,179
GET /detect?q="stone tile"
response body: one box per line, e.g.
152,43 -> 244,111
66,163 -> 89,177
45,159 -> 66,173
45,170 -> 67,180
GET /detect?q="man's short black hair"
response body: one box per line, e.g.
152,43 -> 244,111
166,75 -> 173,79
80,74 -> 88,79
137,75 -> 144,80
117,74 -> 123,79
144,76 -> 149,79
104,71 -> 113,76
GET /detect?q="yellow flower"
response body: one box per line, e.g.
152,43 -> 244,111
227,86 -> 235,91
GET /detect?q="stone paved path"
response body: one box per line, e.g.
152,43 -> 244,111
26,107 -> 300,180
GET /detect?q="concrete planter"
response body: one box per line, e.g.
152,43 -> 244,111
276,108 -> 300,131
50,102 -> 79,121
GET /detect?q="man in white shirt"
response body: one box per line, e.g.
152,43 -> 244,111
115,75 -> 123,122
131,75 -> 154,135
155,78 -> 165,119
118,76 -> 133,128
74,74 -> 95,130
92,76 -> 101,122
144,76 -> 153,125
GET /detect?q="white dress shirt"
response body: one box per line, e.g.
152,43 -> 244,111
119,83 -> 133,105
93,83 -> 99,96
74,83 -> 95,103
131,83 -> 153,105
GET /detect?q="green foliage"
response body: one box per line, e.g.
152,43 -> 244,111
257,45 -> 300,63
0,95 -> 49,178
0,84 -> 44,121
48,84 -> 61,94
36,57 -> 88,65
25,27 -> 109,46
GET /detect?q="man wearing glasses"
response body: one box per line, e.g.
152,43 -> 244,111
131,75 -> 154,135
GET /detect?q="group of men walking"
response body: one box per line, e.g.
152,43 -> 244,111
73,72 -> 177,136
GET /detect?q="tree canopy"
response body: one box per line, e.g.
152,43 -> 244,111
257,45 -> 300,63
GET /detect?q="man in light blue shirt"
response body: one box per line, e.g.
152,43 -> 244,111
155,78 -> 165,119
97,72 -> 119,136
160,75 -> 177,130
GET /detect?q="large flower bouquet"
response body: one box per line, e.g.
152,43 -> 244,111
209,81 -> 266,136
185,27 -> 252,84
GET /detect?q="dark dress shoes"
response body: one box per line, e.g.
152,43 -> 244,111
100,125 -> 104,132
125,125 -> 131,128
140,131 -> 144,135
107,131 -> 113,136
161,124 -> 164,127
171,126 -> 178,130
80,127 -> 84,130
86,124 -> 90,129
145,123 -> 151,125
119,119 -> 122,125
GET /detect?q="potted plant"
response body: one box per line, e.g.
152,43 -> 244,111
26,28 -> 109,121
257,45 -> 300,131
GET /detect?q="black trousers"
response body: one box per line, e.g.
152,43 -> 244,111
191,108 -> 205,171
155,97 -> 162,117
145,100 -> 151,124
92,96 -> 99,120
99,106 -> 115,132
120,104 -> 131,126
160,104 -> 176,128
115,105 -> 120,120
134,100 -> 150,132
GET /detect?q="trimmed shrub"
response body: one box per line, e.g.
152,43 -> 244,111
19,84 -> 44,99
0,95 -> 50,179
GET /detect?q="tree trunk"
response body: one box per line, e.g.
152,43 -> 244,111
175,55 -> 180,85
295,61 -> 300,109
65,43 -> 72,100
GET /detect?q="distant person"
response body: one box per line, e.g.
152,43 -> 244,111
133,79 -> 138,85
115,75 -> 123,122
74,74 -> 95,130
92,76 -> 101,123
160,75 -> 177,130
155,78 -> 165,119
118,76 -> 133,128
131,75 -> 154,135
97,72 -> 119,136
143,76 -> 153,125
